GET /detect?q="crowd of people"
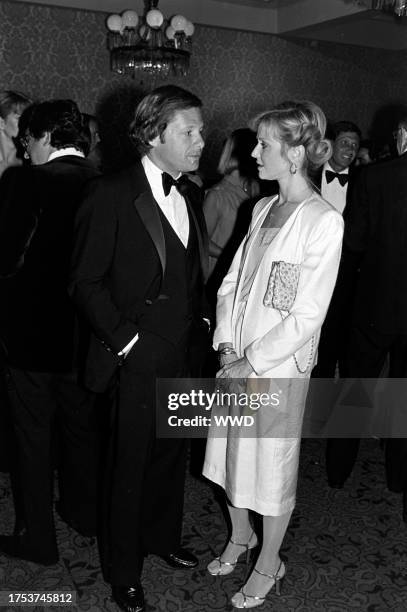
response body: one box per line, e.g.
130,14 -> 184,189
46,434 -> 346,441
0,85 -> 405,612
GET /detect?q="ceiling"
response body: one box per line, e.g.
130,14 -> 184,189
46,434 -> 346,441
13,0 -> 407,49
283,7 -> 407,50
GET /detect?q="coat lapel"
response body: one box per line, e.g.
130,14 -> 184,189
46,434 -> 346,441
133,191 -> 166,275
237,196 -> 276,289
130,163 -> 208,281
130,163 -> 166,276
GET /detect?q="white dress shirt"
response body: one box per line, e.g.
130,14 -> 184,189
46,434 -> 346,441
321,161 -> 349,215
119,156 -> 191,356
142,155 -> 190,247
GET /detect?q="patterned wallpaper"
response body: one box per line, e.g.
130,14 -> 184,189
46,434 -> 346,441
0,0 -> 404,175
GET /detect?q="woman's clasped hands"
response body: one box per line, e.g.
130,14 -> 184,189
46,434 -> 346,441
217,355 -> 254,379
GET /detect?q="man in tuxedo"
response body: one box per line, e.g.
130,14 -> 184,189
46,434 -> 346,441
69,86 -> 208,612
317,120 -> 361,214
325,116 -> 407,497
313,121 -> 361,379
0,100 -> 100,564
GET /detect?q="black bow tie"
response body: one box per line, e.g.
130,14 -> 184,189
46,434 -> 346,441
162,172 -> 191,197
325,169 -> 349,187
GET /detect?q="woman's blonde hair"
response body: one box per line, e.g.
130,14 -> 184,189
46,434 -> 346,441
251,100 -> 332,176
0,90 -> 31,119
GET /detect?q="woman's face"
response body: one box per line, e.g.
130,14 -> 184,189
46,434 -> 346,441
252,124 -> 289,181
0,109 -> 21,139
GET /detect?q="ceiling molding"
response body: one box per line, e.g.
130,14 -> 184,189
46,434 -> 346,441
11,0 -> 405,48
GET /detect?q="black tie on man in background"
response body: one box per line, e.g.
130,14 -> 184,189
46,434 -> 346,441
0,100 -> 100,565
69,85 -> 209,612
324,169 -> 349,187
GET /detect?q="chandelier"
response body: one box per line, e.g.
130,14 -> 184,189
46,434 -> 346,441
106,0 -> 195,78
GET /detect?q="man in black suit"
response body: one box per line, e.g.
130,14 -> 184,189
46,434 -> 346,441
316,120 -> 361,215
0,100 -> 100,565
325,116 -> 407,498
312,121 -> 361,379
69,86 -> 208,612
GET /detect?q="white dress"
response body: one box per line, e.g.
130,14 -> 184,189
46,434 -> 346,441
203,194 -> 344,516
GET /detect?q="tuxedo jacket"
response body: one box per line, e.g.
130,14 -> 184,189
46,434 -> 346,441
344,153 -> 407,335
69,161 -> 209,391
0,157 -> 99,371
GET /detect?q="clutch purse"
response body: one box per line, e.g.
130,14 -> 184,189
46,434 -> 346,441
263,260 -> 315,374
263,261 -> 301,311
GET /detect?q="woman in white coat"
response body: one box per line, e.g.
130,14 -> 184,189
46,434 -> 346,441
203,100 -> 344,609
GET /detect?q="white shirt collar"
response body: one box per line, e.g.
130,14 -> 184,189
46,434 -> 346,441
141,155 -> 181,197
141,155 -> 189,247
321,161 -> 348,215
48,148 -> 85,162
325,161 -> 349,175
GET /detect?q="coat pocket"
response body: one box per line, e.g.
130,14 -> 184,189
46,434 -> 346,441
263,261 -> 301,311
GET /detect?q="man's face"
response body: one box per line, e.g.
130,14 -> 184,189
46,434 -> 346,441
330,131 -> 360,172
149,107 -> 204,176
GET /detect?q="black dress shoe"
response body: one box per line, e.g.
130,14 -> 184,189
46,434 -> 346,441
160,547 -> 198,569
112,583 -> 144,612
0,535 -> 58,566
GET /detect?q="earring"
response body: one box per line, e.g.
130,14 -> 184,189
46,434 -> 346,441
290,162 -> 297,175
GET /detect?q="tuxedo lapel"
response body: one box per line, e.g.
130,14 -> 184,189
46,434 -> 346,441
133,191 -> 166,276
129,162 -> 166,276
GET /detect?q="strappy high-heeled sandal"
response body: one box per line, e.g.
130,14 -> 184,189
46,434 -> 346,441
230,559 -> 285,608
207,530 -> 258,576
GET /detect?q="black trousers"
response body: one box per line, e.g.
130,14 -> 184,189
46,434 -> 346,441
312,267 -> 356,378
326,326 -> 407,488
103,331 -> 191,586
5,367 -> 98,557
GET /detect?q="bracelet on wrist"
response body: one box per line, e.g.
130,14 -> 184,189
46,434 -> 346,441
219,347 -> 236,355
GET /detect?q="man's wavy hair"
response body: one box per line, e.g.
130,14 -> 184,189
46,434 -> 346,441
130,85 -> 202,155
27,99 -> 87,152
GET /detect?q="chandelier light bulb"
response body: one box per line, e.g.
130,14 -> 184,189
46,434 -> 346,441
184,21 -> 195,37
171,14 -> 187,32
107,14 -> 123,32
121,10 -> 139,28
146,9 -> 164,28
